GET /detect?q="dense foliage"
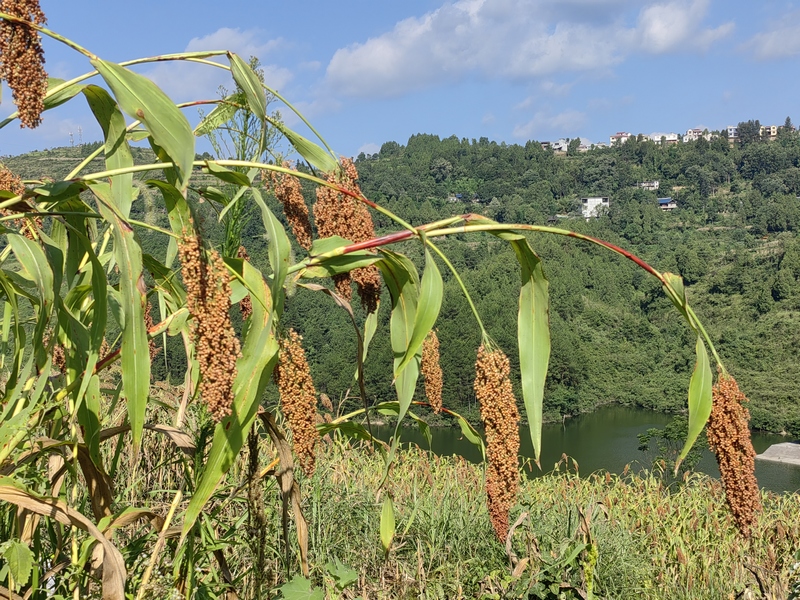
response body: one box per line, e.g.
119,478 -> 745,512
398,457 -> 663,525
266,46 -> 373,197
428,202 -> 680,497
297,132 -> 800,434
7,128 -> 800,438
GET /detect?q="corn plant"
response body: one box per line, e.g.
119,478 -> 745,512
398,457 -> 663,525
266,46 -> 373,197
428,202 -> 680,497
0,6 -> 763,599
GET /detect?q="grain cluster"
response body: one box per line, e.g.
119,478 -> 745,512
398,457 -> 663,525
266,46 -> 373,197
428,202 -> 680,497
178,230 -> 241,422
270,165 -> 313,250
474,344 -> 520,541
706,372 -> 761,536
313,158 -> 381,312
0,0 -> 48,128
0,164 -> 39,238
421,330 -> 443,414
273,328 -> 320,476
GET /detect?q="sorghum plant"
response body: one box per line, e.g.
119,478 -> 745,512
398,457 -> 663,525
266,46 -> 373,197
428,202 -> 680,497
0,9 -> 759,599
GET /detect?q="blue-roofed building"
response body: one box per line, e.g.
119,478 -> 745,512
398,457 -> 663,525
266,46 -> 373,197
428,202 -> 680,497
658,197 -> 677,211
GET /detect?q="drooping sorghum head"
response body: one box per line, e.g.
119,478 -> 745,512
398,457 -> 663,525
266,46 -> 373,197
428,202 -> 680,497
273,328 -> 320,476
270,165 -> 313,251
0,0 -> 48,128
706,372 -> 761,536
474,343 -> 520,541
178,228 -> 241,422
422,330 -> 443,414
313,158 -> 381,312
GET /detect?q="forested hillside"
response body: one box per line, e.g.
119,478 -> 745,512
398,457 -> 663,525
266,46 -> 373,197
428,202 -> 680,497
7,126 -> 800,434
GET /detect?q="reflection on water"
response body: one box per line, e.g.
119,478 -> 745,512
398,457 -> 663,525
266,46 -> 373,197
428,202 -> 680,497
370,406 -> 800,495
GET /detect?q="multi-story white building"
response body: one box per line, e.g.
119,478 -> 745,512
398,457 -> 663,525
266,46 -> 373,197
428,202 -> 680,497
609,132 -> 631,145
638,181 -> 660,191
727,125 -> 739,139
684,128 -> 712,142
648,132 -> 679,145
581,197 -> 609,219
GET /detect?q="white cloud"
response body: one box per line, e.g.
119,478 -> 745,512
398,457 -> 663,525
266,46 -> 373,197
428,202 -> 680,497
742,11 -> 800,60
325,0 -> 732,98
635,0 -> 733,53
357,142 -> 381,156
144,28 -> 292,103
539,80 -> 574,96
513,109 -> 587,139
482,112 -> 496,124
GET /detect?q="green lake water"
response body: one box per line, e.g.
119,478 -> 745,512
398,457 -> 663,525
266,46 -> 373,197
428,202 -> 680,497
371,405 -> 800,494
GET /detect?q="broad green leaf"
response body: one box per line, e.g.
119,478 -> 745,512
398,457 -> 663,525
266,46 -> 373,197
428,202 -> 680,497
452,407 -> 486,459
278,575 -> 324,600
251,188 -> 290,318
395,248 -> 442,378
142,254 -> 187,310
181,259 -> 278,541
8,234 -> 54,368
197,186 -> 230,205
272,121 -> 338,173
470,216 -> 551,464
511,238 -> 550,465
380,496 -> 395,555
301,252 -> 382,279
354,308 -> 380,381
228,53 -> 267,120
91,59 -> 195,190
88,182 -> 149,453
148,180 -> 193,236
54,225 -> 107,463
0,539 -> 33,587
676,336 -> 713,472
8,234 -> 54,315
194,95 -> 239,137
325,558 -> 358,591
309,235 -> 353,256
202,161 -> 252,187
82,85 -> 134,216
30,180 -> 85,200
662,271 -> 691,321
44,77 -> 86,110
376,251 -> 422,471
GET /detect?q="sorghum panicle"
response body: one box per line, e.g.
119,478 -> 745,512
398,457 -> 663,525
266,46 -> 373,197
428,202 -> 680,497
270,165 -> 313,250
0,0 -> 48,128
274,329 -> 320,476
313,158 -> 381,312
707,372 -> 761,536
474,344 -> 520,541
422,330 -> 443,414
178,229 -> 241,422
0,164 -> 39,239
236,245 -> 253,321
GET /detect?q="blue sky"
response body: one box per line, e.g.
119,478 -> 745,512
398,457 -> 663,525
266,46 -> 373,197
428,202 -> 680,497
2,1 -> 799,158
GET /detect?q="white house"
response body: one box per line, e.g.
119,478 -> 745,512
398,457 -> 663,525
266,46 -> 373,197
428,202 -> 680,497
648,132 -> 679,145
609,132 -> 631,145
638,180 -> 660,191
727,125 -> 739,139
684,128 -> 711,143
581,197 -> 609,219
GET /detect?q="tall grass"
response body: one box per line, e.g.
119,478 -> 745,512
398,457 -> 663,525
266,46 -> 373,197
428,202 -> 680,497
289,441 -> 799,599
